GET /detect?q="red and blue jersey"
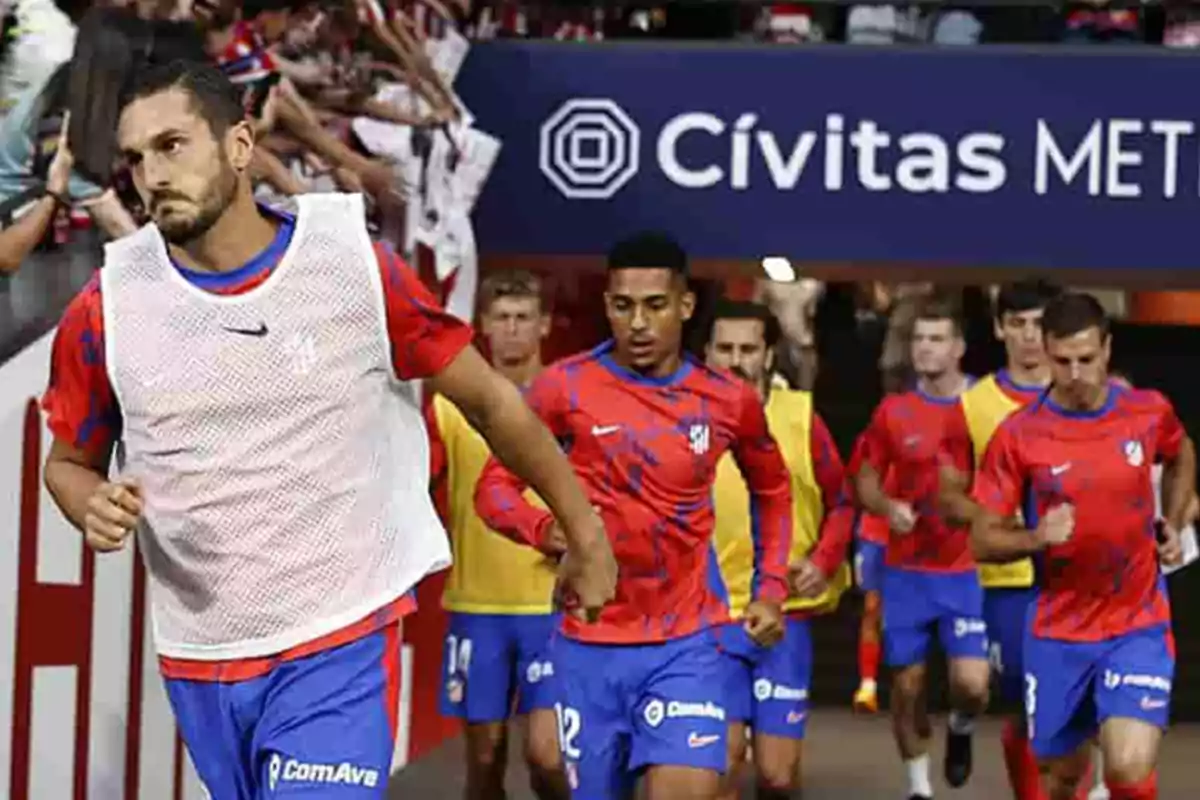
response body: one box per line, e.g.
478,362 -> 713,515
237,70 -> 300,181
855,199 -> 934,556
857,389 -> 976,572
215,21 -> 277,84
848,432 -> 889,546
474,341 -> 794,645
42,207 -> 473,680
971,385 -> 1184,642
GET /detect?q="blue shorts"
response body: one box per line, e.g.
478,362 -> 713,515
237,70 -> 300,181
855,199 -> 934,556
1024,625 -> 1174,760
166,624 -> 400,798
881,566 -> 988,668
553,628 -> 728,799
984,587 -> 1036,704
855,540 -> 885,593
722,618 -> 812,740
439,612 -> 560,722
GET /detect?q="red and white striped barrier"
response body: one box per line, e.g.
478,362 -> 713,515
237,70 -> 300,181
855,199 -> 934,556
0,333 -> 459,799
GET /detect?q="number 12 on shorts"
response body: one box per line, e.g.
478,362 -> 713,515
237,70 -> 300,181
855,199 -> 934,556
1024,673 -> 1038,739
555,703 -> 582,760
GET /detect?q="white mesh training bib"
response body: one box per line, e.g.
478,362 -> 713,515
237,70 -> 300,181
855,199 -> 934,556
101,193 -> 451,661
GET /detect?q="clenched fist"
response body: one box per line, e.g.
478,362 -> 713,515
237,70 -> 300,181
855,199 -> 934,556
84,479 -> 143,552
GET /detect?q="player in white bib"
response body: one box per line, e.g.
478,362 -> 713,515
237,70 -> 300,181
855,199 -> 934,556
40,59 -> 615,799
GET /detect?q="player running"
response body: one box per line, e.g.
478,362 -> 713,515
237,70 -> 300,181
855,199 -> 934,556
705,300 -> 854,800
971,293 -> 1196,800
427,271 -> 568,799
39,61 -> 615,799
475,233 -> 793,800
851,294 -> 990,800
937,279 -> 1063,800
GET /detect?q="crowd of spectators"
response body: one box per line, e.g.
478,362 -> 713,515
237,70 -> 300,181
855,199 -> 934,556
0,0 -> 1193,280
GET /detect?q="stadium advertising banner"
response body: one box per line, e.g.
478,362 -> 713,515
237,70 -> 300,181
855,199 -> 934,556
457,43 -> 1200,270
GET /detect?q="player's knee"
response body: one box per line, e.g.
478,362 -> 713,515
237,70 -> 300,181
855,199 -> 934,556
1103,741 -> 1156,785
465,725 -> 508,775
891,664 -> 925,705
1042,751 -> 1090,800
951,663 -> 991,709
754,753 -> 799,793
524,735 -> 563,777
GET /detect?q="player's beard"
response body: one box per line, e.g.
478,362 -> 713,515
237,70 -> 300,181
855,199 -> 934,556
154,161 -> 239,245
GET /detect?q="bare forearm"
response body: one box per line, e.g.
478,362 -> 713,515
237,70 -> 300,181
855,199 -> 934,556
472,383 -> 595,544
0,195 -> 58,273
1163,438 -> 1197,529
971,515 -> 1041,564
44,459 -> 106,532
854,464 -> 892,518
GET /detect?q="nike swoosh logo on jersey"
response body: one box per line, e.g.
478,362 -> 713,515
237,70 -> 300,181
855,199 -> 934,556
687,732 -> 720,749
1051,463 -> 1071,475
592,424 -> 621,436
222,323 -> 269,337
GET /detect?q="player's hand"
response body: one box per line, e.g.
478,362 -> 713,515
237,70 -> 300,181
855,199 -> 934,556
1158,521 -> 1184,568
47,111 -> 73,197
556,511 -> 617,624
743,600 -> 785,647
886,499 -> 918,535
540,521 -> 568,556
1035,503 -> 1074,548
789,558 -> 828,600
84,479 -> 143,553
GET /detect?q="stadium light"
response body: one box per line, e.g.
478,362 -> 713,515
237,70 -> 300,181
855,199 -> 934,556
760,256 -> 796,282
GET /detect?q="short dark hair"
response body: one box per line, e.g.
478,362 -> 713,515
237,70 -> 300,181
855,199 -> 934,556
243,0 -> 299,17
1041,292 -> 1110,341
607,232 -> 688,276
478,270 -> 543,312
122,60 -> 246,137
913,291 -> 965,337
995,279 -> 1063,320
709,299 -> 782,349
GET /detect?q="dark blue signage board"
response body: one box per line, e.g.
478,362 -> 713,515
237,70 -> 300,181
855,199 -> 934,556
458,43 -> 1200,270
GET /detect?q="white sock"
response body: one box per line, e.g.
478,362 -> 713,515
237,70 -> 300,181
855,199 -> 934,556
1091,746 -> 1107,792
859,678 -> 877,692
906,754 -> 933,797
948,710 -> 975,735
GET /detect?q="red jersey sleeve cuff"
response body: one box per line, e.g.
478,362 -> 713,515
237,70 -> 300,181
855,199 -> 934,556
530,511 -> 561,555
810,510 -> 854,577
755,576 -> 790,605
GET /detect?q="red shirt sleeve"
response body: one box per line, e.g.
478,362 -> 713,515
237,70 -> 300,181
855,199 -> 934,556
970,421 -> 1025,518
939,402 -> 974,477
731,381 -> 793,604
807,412 -> 853,576
857,400 -> 894,475
473,368 -> 568,552
375,242 -> 474,380
40,275 -> 122,459
1151,392 -> 1185,462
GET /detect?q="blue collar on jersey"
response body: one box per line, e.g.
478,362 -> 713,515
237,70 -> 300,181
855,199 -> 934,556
915,375 -> 975,405
170,205 -> 295,291
996,368 -> 1046,395
593,339 -> 694,386
1037,381 -> 1123,419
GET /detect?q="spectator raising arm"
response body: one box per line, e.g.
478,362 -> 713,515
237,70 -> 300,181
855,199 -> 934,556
0,114 -> 74,275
